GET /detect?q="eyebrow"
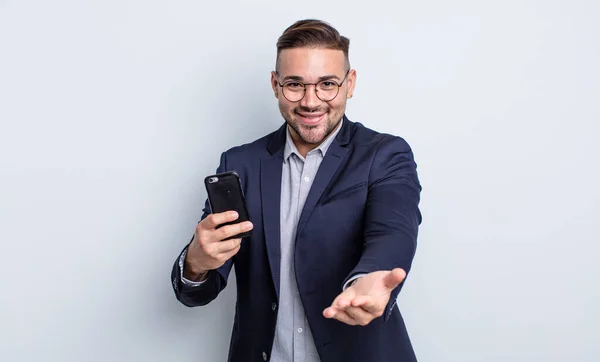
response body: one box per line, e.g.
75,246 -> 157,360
281,74 -> 342,82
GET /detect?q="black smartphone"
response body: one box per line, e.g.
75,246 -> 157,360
204,171 -> 251,240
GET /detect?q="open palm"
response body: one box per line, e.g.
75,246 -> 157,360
323,268 -> 406,326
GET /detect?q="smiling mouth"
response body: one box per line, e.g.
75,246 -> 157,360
296,112 -> 326,125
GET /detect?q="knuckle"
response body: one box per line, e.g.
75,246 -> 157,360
197,226 -> 210,238
218,227 -> 230,240
208,213 -> 221,225
212,228 -> 222,240
208,248 -> 219,258
206,246 -> 218,257
197,234 -> 210,247
206,226 -> 220,239
203,215 -> 214,225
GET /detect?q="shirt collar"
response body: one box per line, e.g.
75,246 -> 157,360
283,118 -> 344,162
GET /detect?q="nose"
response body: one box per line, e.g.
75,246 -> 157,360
300,84 -> 322,109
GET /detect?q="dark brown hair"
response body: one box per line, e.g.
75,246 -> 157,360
276,19 -> 350,72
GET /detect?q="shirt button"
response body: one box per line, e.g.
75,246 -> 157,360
262,351 -> 268,361
297,327 -> 303,333
271,302 -> 277,311
304,176 -> 310,182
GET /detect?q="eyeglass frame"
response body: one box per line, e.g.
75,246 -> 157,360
275,69 -> 351,102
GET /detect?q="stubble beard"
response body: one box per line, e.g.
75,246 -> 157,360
280,104 -> 344,145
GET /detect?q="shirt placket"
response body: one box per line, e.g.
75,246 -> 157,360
293,150 -> 319,362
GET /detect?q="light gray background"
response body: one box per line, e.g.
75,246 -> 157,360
1,1 -> 598,361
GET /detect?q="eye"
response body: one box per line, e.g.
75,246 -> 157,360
285,82 -> 303,89
318,81 -> 337,90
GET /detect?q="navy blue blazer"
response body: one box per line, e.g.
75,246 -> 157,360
172,116 -> 422,362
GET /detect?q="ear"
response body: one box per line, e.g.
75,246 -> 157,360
346,69 -> 357,99
271,71 -> 279,98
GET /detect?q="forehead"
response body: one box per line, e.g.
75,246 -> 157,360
277,47 -> 346,78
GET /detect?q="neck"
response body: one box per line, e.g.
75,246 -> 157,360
288,128 -> 316,158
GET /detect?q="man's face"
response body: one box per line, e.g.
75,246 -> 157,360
271,48 -> 356,147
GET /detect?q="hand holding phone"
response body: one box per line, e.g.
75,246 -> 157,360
185,211 -> 253,279
183,171 -> 253,279
204,171 -> 252,239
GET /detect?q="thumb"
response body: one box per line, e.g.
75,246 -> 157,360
383,268 -> 406,290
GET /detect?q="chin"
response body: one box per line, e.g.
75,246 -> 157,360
297,127 -> 328,144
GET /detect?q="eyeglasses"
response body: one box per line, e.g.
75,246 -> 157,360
276,69 -> 350,102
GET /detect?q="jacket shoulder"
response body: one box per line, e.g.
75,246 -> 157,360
351,121 -> 412,151
221,127 -> 279,160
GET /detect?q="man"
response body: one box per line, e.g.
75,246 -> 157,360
171,19 -> 422,362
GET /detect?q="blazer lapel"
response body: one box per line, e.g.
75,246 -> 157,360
295,119 -> 353,239
260,124 -> 286,299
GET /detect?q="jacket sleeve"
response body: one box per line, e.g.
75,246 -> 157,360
343,136 -> 422,321
170,152 -> 235,307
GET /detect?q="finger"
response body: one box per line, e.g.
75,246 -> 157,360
219,244 -> 241,261
351,295 -> 376,310
383,268 -> 406,290
324,306 -> 356,324
323,306 -> 337,319
345,306 -> 374,326
212,237 -> 243,255
217,221 -> 253,241
351,295 -> 383,316
332,289 -> 355,309
202,211 -> 239,229
331,309 -> 359,326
